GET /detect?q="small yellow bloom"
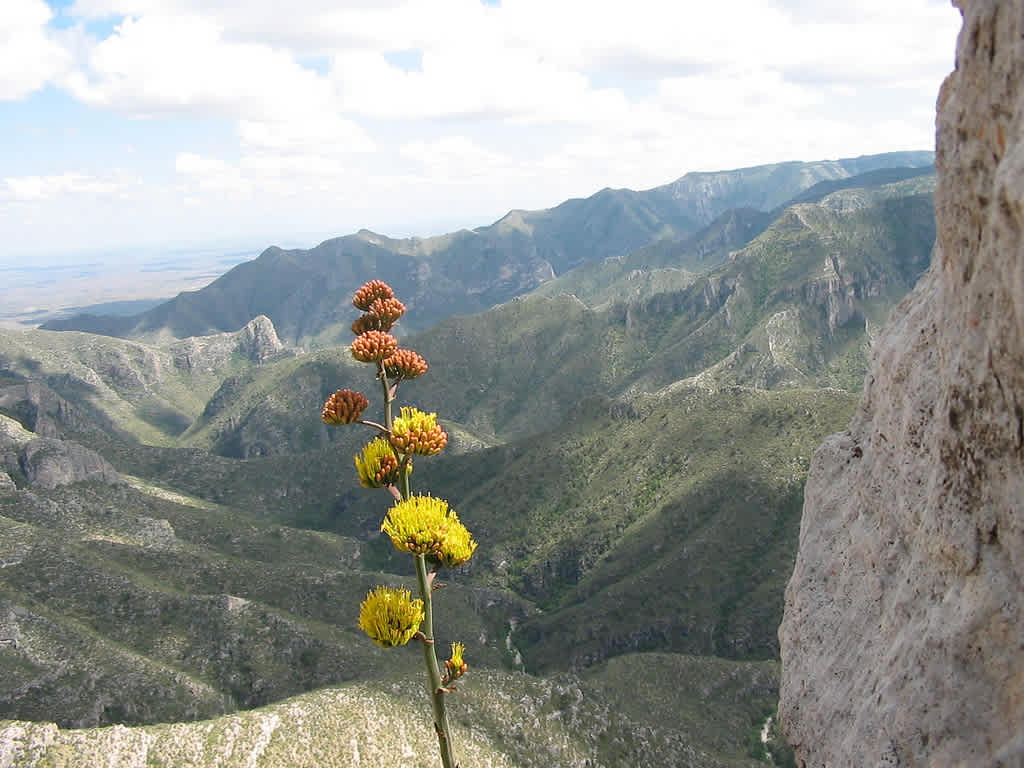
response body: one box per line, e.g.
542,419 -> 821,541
358,585 -> 424,648
445,641 -> 468,681
354,437 -> 411,489
390,407 -> 448,455
381,495 -> 478,568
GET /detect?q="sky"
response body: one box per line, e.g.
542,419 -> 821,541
2,0 -> 962,265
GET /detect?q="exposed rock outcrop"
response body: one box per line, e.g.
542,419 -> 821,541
779,2 -> 1024,767
1,413 -> 121,489
235,315 -> 285,362
16,438 -> 122,490
170,315 -> 290,373
0,381 -> 98,438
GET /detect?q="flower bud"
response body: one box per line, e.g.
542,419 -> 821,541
358,586 -> 424,648
367,297 -> 406,328
321,389 -> 369,425
353,280 -> 395,311
351,314 -> 385,336
390,406 -> 448,455
383,349 -> 429,380
445,641 -> 469,681
351,330 -> 399,363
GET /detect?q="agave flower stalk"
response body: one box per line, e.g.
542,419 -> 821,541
323,279 -> 475,768
415,551 -> 456,766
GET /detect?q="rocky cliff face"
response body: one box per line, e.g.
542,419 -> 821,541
779,2 -> 1024,766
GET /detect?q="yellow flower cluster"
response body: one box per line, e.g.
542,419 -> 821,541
381,494 -> 478,568
354,437 -> 411,489
390,407 -> 448,455
358,585 -> 424,648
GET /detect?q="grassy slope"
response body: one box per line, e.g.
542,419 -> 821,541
0,476 -> 529,728
90,382 -> 855,670
416,385 -> 857,671
1,654 -> 780,768
0,326 -> 285,447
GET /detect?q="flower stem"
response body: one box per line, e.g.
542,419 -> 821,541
379,366 -> 394,432
380,367 -> 412,501
415,553 -> 457,768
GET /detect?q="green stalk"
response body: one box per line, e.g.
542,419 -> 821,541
381,367 -> 413,502
379,366 -> 394,432
415,552 -> 457,768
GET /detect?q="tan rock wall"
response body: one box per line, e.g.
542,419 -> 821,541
779,1 -> 1024,766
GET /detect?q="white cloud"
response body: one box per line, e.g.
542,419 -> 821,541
399,136 -> 513,180
0,0 -> 71,100
238,116 -> 374,155
3,170 -> 142,201
331,46 -> 630,124
65,14 -> 337,121
174,152 -> 251,200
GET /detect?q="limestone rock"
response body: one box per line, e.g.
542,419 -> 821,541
0,382 -> 92,438
779,2 -> 1024,766
236,315 -> 285,363
0,414 -> 34,448
18,438 -> 122,489
170,315 -> 289,374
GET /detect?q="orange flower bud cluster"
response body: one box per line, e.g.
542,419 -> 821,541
351,280 -> 407,340
368,297 -> 405,328
351,330 -> 399,363
351,314 -> 385,335
351,297 -> 407,335
322,389 -> 370,425
353,280 -> 395,311
383,349 -> 429,380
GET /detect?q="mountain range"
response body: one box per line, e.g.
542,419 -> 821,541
42,151 -> 933,347
1,151 -> 934,767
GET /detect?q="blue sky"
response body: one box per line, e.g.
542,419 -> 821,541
2,0 -> 961,264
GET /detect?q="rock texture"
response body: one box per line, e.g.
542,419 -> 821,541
170,315 -> 289,373
779,2 -> 1024,767
17,438 -> 122,489
1,414 -> 122,489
